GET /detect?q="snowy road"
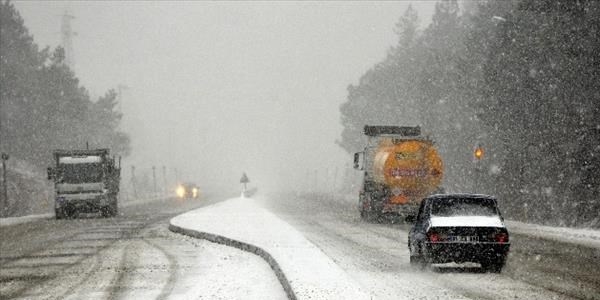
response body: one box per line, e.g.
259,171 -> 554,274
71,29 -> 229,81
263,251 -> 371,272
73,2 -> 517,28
260,193 -> 600,300
0,195 -> 286,300
2,193 -> 598,300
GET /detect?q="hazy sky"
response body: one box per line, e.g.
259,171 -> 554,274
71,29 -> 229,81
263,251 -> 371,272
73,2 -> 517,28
14,1 -> 436,193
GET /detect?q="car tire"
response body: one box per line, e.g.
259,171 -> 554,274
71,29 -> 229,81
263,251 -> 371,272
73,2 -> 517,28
410,245 -> 427,270
410,255 -> 424,268
482,258 -> 505,273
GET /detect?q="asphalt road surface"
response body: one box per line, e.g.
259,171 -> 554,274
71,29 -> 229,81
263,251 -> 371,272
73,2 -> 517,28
260,193 -> 600,300
0,194 -> 285,300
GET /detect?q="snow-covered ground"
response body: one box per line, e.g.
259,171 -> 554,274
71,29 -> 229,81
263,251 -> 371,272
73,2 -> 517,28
0,196 -> 170,227
506,220 -> 600,249
170,196 -> 370,300
0,213 -> 53,227
171,194 -> 600,300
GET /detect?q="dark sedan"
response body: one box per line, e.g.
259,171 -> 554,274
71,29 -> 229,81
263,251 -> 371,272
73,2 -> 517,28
408,194 -> 510,272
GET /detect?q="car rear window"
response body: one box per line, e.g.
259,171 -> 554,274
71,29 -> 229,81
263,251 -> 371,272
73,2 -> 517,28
431,197 -> 498,217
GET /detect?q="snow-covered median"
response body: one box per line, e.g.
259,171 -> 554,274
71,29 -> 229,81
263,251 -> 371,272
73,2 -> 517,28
170,197 -> 370,300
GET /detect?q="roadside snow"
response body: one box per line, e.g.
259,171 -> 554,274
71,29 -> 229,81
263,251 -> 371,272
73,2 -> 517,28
0,213 -> 53,227
506,220 -> 600,249
0,197 -> 169,227
170,197 -> 370,300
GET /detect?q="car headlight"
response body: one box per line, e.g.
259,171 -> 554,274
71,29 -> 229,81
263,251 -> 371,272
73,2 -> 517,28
176,185 -> 185,198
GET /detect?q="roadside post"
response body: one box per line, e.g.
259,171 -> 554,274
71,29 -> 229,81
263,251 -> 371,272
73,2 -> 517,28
130,165 -> 137,200
1,153 -> 8,214
473,145 -> 484,192
240,172 -> 249,196
152,166 -> 157,198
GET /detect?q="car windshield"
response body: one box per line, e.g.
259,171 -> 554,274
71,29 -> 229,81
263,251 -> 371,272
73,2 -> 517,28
431,198 -> 498,217
59,163 -> 103,183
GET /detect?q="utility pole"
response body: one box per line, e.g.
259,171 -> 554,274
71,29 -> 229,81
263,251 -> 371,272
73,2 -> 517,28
152,166 -> 157,197
473,145 -> 484,193
130,165 -> 137,199
60,11 -> 76,69
1,153 -> 8,214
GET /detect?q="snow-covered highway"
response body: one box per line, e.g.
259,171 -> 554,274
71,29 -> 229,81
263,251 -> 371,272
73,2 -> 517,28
0,195 -> 286,300
258,193 -> 600,300
2,193 -> 599,300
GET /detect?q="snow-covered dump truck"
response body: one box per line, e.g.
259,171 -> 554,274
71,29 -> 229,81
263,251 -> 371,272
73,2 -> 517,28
354,125 -> 443,221
47,148 -> 121,219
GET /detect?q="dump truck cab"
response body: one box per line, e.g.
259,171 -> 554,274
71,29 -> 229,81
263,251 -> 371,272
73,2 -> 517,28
48,149 -> 120,218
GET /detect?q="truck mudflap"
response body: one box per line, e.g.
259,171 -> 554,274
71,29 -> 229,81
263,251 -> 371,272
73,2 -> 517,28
381,202 -> 419,216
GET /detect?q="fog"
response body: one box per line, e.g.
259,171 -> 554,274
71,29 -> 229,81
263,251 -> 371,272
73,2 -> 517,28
14,1 -> 435,193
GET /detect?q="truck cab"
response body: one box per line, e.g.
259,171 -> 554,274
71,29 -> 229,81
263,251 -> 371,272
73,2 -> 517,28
48,149 -> 120,219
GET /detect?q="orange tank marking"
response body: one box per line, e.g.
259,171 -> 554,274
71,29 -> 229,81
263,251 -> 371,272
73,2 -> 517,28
372,139 -> 443,203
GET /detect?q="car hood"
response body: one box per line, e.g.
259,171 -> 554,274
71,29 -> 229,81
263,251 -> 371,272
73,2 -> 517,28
430,215 -> 505,228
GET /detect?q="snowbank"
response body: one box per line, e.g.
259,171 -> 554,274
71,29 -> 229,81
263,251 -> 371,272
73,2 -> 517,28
0,213 -> 53,227
169,197 -> 370,300
506,220 -> 600,249
0,196 -> 168,227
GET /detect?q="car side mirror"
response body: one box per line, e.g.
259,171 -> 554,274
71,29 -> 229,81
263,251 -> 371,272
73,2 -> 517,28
353,152 -> 364,170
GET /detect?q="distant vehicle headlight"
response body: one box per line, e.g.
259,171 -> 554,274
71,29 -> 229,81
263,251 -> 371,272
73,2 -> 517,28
192,187 -> 198,198
176,185 -> 185,198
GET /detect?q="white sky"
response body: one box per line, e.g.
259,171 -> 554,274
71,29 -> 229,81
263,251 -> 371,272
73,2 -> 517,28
14,1 -> 436,193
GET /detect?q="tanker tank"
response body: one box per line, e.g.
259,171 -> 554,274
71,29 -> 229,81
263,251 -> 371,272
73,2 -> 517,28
354,125 -> 444,221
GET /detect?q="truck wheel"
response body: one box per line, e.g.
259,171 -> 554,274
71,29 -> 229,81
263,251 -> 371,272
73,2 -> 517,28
102,201 -> 118,218
360,210 -> 377,222
55,207 -> 66,219
63,206 -> 76,219
110,201 -> 118,217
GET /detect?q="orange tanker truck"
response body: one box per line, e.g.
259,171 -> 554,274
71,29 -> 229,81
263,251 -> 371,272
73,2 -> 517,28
353,125 -> 443,221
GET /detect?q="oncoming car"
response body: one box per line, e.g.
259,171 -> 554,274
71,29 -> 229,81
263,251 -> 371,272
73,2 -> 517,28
175,183 -> 200,199
408,194 -> 510,272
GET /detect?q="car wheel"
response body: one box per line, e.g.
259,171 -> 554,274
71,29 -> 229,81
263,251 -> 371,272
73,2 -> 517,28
410,245 -> 427,269
482,258 -> 505,273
